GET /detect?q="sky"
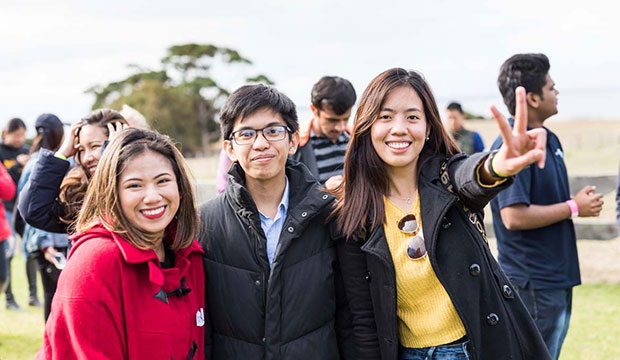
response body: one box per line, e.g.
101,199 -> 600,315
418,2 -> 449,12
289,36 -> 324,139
1,0 -> 620,134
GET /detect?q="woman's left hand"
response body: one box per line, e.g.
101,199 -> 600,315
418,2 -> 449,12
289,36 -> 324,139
490,86 -> 547,176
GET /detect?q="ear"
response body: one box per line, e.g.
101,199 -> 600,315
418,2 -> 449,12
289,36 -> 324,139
288,131 -> 300,155
526,92 -> 540,109
310,104 -> 320,119
223,139 -> 237,162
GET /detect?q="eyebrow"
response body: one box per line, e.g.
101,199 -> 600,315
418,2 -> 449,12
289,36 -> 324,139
235,121 -> 283,130
122,172 -> 172,184
380,107 -> 422,113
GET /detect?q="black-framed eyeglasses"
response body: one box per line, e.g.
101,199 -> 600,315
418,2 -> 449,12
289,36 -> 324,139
229,125 -> 292,145
397,214 -> 426,260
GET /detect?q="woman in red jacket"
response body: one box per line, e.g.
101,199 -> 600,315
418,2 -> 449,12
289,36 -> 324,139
38,128 -> 205,360
0,162 -> 16,294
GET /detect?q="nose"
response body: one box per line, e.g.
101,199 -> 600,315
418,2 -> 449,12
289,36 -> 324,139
143,184 -> 163,204
334,121 -> 345,133
252,130 -> 270,150
84,150 -> 95,163
390,115 -> 408,135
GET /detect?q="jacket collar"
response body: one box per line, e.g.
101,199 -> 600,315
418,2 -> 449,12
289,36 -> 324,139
69,222 -> 203,287
361,156 -> 458,265
225,159 -> 333,226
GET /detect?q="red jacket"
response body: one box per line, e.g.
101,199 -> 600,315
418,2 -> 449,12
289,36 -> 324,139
0,163 -> 16,240
38,223 -> 205,360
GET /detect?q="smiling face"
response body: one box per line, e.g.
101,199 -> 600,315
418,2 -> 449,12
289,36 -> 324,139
371,86 -> 428,174
119,150 -> 180,237
77,124 -> 108,175
225,107 -> 299,183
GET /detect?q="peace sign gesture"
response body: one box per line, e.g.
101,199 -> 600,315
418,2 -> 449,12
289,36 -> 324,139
486,86 -> 547,178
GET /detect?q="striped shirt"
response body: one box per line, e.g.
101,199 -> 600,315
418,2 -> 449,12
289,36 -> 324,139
310,130 -> 350,183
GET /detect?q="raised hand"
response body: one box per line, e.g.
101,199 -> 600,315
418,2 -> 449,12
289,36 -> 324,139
58,120 -> 84,158
490,86 -> 547,177
107,121 -> 130,142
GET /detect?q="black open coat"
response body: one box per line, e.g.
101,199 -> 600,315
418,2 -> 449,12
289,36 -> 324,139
336,152 -> 551,360
199,160 -> 353,360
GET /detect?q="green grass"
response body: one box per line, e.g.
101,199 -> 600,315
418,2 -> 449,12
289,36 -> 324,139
1,256 -> 619,359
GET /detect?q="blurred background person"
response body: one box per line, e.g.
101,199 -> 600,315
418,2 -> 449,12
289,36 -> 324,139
17,113 -> 67,320
0,162 -> 16,298
19,109 -> 127,235
0,117 -> 30,310
293,76 -> 356,189
444,102 -> 484,155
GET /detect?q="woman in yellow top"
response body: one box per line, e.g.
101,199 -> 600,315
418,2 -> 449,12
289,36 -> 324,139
332,68 -> 552,360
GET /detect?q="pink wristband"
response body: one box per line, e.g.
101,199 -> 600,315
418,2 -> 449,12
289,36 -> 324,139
565,199 -> 579,218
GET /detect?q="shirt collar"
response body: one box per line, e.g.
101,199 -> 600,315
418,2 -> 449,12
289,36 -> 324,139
258,176 -> 290,220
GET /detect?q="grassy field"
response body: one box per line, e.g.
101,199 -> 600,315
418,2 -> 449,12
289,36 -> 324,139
1,255 -> 620,359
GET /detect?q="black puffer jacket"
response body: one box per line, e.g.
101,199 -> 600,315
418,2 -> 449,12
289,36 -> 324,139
337,153 -> 551,360
199,160 -> 353,360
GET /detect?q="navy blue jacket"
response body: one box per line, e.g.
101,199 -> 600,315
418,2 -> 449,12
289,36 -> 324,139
18,148 -> 71,234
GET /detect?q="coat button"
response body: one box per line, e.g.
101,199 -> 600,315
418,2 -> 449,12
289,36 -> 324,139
441,217 -> 452,229
486,313 -> 500,326
364,271 -> 372,282
255,280 -> 261,286
469,264 -> 481,276
287,226 -> 294,233
322,194 -> 329,200
502,285 -> 513,298
301,211 -> 307,217
262,337 -> 266,342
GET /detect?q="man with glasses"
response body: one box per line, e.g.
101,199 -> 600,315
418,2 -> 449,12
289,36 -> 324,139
199,84 -> 353,360
293,76 -> 356,189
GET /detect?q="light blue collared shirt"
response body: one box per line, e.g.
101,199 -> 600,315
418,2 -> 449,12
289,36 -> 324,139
259,177 -> 289,268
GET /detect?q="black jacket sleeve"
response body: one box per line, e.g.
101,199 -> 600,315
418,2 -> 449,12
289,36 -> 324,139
449,151 -> 514,211
18,149 -> 70,234
336,238 -> 381,360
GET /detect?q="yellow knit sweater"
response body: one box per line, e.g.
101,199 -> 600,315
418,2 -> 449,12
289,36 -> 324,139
384,195 -> 466,348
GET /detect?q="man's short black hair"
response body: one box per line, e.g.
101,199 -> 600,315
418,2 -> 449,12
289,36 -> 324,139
219,84 -> 298,140
6,118 -> 26,133
498,53 -> 550,116
446,102 -> 464,114
311,76 -> 356,115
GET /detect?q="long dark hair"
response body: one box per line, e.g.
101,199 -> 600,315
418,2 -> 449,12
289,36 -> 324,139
332,68 -> 458,241
58,109 -> 127,226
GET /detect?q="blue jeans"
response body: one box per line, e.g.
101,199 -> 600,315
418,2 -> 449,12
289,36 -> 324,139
400,341 -> 471,360
515,283 -> 572,360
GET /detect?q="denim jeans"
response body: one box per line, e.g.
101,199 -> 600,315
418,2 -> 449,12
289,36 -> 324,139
400,341 -> 471,360
515,283 -> 572,360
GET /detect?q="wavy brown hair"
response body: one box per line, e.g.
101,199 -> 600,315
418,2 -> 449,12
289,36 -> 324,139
75,128 -> 198,251
58,109 -> 127,225
332,68 -> 459,241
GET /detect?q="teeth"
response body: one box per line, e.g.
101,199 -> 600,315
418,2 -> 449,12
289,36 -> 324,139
89,167 -> 97,173
142,207 -> 165,216
387,142 -> 410,149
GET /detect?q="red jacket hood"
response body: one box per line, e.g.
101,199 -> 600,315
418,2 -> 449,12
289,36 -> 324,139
69,221 -> 203,276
